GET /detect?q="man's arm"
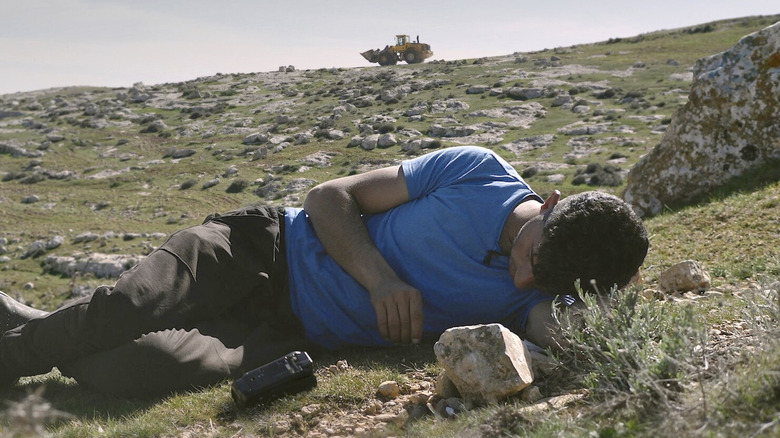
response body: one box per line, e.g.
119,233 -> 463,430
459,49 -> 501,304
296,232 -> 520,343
303,165 -> 423,345
525,299 -> 588,351
524,300 -> 564,351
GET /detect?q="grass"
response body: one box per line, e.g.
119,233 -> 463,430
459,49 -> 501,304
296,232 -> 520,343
1,13 -> 779,437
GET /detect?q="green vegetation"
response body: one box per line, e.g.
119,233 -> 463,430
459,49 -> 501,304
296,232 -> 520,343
0,14 -> 778,437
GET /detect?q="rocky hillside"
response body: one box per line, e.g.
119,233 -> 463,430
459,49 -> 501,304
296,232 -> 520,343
1,14 -> 778,307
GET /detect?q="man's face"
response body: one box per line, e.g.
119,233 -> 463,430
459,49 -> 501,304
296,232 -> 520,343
508,214 -> 544,289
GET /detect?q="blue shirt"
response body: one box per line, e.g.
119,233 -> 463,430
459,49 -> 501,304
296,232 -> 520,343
284,146 -> 552,349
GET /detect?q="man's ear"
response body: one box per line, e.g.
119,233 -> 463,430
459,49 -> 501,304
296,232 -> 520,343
540,190 -> 561,213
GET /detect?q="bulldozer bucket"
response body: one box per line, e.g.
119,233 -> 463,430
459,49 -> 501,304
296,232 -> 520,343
360,49 -> 380,63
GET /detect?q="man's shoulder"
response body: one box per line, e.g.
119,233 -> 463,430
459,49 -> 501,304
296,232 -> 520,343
404,146 -> 511,177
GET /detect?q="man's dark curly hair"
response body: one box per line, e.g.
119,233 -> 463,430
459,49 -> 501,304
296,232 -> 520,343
532,191 -> 648,296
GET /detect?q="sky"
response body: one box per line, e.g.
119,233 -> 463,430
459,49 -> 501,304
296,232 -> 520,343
0,0 -> 778,96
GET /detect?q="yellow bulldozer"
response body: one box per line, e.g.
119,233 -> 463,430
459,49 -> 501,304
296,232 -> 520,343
360,35 -> 433,66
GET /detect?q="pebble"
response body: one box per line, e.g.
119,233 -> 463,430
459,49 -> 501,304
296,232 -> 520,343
377,380 -> 400,399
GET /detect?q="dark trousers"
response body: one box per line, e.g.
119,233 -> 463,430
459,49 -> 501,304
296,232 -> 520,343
0,206 -> 309,398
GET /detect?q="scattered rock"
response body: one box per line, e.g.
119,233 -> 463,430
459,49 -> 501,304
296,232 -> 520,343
300,403 -> 321,417
377,381 -> 400,399
202,178 -> 220,190
242,132 -> 269,145
516,393 -> 585,416
659,260 -> 711,293
557,121 -> 610,136
43,253 -> 144,279
377,133 -> 397,148
466,85 -> 490,94
169,148 -> 196,159
428,124 -> 478,138
506,87 -> 543,100
140,120 -> 167,134
320,359 -> 350,375
361,134 -> 379,150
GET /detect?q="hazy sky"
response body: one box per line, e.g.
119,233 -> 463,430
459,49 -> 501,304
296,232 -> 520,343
1,0 -> 778,95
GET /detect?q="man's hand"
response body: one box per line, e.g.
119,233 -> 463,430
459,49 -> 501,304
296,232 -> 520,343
369,279 -> 424,345
304,165 -> 424,345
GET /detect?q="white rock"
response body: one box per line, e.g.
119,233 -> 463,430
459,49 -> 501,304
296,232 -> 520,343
434,323 -> 533,404
377,380 -> 400,399
659,260 -> 711,293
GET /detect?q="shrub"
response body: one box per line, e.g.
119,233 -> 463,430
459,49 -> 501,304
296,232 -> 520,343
226,179 -> 249,193
572,174 -> 588,186
377,124 -> 395,134
555,283 -> 707,412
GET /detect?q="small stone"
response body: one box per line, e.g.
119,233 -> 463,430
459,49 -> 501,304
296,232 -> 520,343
659,260 -> 711,293
362,400 -> 382,415
272,420 -> 290,434
373,411 -> 407,425
300,403 -> 321,417
640,288 -> 657,300
377,380 -> 400,399
405,391 -> 432,405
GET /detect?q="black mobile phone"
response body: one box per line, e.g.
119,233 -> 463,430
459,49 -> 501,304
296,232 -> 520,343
231,351 -> 316,406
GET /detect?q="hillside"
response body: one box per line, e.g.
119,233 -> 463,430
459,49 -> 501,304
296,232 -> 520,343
0,15 -> 778,437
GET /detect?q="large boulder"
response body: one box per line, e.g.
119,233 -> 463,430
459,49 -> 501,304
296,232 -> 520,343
624,22 -> 780,217
434,323 -> 533,404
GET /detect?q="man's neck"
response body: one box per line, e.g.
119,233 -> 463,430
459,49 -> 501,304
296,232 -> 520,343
499,200 -> 542,254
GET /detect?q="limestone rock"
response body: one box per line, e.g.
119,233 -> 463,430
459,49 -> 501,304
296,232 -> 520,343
624,22 -> 780,216
433,323 -> 533,404
507,87 -> 543,100
140,120 -> 167,134
466,85 -> 489,94
20,236 -> 63,259
360,134 -> 379,150
43,253 -> 145,279
659,260 -> 711,293
242,132 -> 269,145
376,380 -> 400,399
377,133 -> 397,148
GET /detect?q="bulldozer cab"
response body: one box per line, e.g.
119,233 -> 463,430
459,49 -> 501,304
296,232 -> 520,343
395,35 -> 410,46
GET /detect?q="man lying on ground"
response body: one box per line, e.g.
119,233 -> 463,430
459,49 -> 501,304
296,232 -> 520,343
0,145 -> 648,398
